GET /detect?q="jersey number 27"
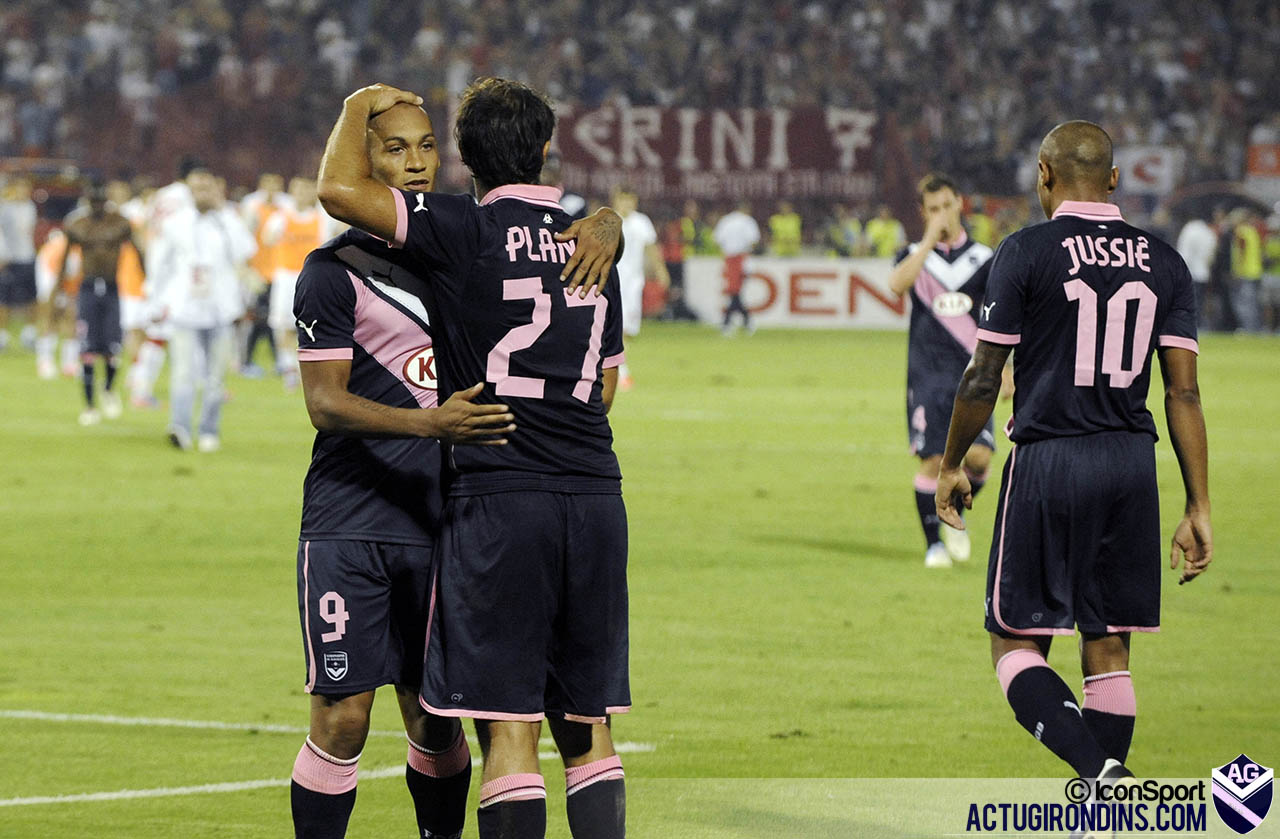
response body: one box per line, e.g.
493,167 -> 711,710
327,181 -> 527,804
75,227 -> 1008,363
486,277 -> 608,402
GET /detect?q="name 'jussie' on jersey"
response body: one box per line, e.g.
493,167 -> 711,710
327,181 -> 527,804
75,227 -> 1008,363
976,201 -> 1198,444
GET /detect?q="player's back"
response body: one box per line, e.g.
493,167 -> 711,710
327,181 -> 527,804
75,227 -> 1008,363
977,201 -> 1197,443
394,186 -> 623,493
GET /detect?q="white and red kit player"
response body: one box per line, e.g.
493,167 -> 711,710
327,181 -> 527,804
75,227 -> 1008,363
609,185 -> 668,389
712,202 -> 761,334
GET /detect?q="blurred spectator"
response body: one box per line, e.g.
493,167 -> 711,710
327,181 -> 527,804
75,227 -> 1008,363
148,169 -> 256,452
768,200 -> 802,256
659,201 -> 698,321
966,198 -> 997,248
1175,212 -> 1219,328
1,0 -> 1276,222
1209,206 -> 1238,332
865,204 -> 907,258
1229,208 -> 1264,333
823,203 -> 863,258
1262,214 -> 1280,333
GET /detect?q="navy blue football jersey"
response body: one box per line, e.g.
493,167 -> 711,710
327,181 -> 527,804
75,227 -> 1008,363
977,201 -> 1198,444
386,185 -> 624,494
898,235 -> 993,391
293,229 -> 444,545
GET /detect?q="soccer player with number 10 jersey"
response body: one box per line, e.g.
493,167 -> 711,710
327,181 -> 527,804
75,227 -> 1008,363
937,121 -> 1212,785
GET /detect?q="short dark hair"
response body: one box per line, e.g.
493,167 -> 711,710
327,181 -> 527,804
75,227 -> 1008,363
916,172 -> 958,202
178,155 -> 208,180
455,77 -> 555,188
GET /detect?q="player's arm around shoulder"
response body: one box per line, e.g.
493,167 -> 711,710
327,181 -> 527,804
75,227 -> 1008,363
557,206 -> 625,297
1158,346 -> 1212,584
317,84 -> 422,244
296,252 -> 516,443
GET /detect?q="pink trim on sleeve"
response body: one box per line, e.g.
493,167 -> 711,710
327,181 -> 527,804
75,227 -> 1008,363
298,347 -> 354,361
1158,335 -> 1199,354
976,328 -> 1020,346
602,352 -> 626,369
389,186 -> 408,249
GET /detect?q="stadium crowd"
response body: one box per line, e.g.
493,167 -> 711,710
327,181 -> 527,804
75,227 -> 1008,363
1,0 -> 1277,197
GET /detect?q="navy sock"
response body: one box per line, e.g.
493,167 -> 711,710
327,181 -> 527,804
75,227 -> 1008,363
914,488 -> 941,546
478,774 -> 546,839
1083,671 -> 1137,763
406,731 -> 472,839
566,756 -> 626,839
104,359 -> 118,391
999,651 -> 1108,778
290,739 -> 359,839
82,362 -> 95,407
1083,709 -> 1134,764
290,782 -> 357,839
477,798 -> 546,839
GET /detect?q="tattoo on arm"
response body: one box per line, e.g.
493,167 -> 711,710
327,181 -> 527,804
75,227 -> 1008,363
957,343 -> 1010,403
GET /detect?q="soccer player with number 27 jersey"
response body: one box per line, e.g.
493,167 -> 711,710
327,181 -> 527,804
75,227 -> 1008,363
937,121 -> 1212,786
319,78 -> 629,839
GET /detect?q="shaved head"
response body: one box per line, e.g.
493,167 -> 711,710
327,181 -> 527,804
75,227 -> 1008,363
1039,121 -> 1113,191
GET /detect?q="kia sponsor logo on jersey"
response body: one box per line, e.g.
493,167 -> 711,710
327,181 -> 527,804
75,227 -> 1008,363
402,347 -> 437,389
931,291 -> 973,317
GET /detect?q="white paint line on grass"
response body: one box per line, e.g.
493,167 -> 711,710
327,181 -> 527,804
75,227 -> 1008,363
0,710 -> 655,753
1,709 -> 655,805
0,766 -> 406,807
1,743 -> 653,808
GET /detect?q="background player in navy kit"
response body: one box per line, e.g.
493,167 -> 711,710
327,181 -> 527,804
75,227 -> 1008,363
936,122 -> 1212,783
887,174 -> 1000,569
292,101 -> 622,839
318,79 -> 628,839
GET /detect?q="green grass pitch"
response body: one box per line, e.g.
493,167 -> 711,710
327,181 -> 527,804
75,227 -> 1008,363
1,324 -> 1276,837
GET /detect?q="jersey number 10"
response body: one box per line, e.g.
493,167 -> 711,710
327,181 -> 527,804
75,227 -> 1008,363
486,277 -> 608,402
1063,279 -> 1157,389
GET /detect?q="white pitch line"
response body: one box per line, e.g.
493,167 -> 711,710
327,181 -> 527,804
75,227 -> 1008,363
0,710 -> 655,754
1,708 -> 656,788
1,743 -> 655,808
0,766 -> 406,807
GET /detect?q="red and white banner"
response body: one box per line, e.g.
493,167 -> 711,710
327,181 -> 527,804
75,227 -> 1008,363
554,106 -> 880,202
1245,143 -> 1280,203
682,256 -> 908,329
1114,146 -> 1186,196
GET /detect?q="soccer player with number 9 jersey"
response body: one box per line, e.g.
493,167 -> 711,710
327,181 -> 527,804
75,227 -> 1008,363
319,78 -> 629,839
936,121 -> 1212,785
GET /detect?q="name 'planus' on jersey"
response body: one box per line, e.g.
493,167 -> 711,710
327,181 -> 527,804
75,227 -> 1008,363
387,184 -> 625,496
975,201 -> 1198,444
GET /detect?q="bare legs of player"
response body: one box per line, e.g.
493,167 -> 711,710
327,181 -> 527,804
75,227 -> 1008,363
473,718 -> 625,839
291,687 -> 471,839
990,632 -> 1135,780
